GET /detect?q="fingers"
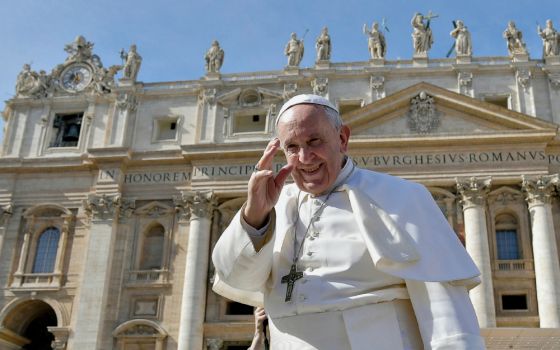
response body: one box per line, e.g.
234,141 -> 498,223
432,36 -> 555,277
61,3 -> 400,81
274,163 -> 293,189
273,153 -> 297,188
256,138 -> 280,171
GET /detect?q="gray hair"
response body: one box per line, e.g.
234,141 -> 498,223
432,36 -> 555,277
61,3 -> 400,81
275,104 -> 343,135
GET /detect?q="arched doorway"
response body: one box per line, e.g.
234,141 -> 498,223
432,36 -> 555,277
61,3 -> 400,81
22,305 -> 56,349
0,299 -> 63,350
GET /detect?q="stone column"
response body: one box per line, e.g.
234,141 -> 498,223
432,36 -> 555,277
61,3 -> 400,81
69,194 -> 121,349
457,177 -> 496,327
522,174 -> 560,327
175,191 -> 216,350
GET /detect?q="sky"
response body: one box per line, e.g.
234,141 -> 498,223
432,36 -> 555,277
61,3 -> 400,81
1,0 -> 559,144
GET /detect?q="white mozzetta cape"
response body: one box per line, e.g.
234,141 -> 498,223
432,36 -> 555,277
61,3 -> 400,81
213,167 -> 480,307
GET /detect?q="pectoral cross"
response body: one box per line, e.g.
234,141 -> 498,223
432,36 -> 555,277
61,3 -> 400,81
281,264 -> 303,302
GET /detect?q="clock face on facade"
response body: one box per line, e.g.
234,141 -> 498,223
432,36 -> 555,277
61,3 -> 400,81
60,63 -> 93,92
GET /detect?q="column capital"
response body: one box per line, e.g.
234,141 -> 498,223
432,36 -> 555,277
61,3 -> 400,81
522,174 -> 559,207
174,190 -> 216,222
456,177 -> 492,208
0,202 -> 14,227
83,193 -> 121,221
118,198 -> 136,222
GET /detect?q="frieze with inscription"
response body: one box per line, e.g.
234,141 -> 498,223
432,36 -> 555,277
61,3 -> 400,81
120,150 -> 560,185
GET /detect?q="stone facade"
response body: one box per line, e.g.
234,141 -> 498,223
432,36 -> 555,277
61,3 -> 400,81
2,31 -> 560,349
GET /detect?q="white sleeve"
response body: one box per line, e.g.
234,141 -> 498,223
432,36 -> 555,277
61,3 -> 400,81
406,280 -> 486,350
212,209 -> 275,293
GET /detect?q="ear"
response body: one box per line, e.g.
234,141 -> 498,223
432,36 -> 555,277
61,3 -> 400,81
339,125 -> 351,152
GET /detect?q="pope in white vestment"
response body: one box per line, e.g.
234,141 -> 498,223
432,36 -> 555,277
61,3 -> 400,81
212,94 -> 486,350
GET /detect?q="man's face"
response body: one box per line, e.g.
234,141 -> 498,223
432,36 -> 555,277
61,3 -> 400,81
277,104 -> 350,195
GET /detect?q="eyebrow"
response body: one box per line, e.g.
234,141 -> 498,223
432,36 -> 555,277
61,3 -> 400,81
282,133 -> 322,147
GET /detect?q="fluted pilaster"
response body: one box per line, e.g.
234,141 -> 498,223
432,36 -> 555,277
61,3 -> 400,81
70,193 -> 121,348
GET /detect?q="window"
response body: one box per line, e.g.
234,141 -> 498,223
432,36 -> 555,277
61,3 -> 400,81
139,224 -> 165,270
495,213 -> 521,260
496,230 -> 519,260
502,294 -> 528,310
32,227 -> 60,273
127,201 -> 174,287
233,113 -> 266,133
49,113 -> 83,147
155,118 -> 179,141
484,95 -> 510,109
11,205 -> 73,290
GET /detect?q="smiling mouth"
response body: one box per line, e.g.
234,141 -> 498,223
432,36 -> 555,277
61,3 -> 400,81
299,164 -> 322,175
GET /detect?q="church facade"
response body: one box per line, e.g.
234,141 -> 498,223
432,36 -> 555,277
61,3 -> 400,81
2,25 -> 560,349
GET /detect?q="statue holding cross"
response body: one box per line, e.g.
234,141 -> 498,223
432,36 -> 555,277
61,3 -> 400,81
411,11 -> 437,55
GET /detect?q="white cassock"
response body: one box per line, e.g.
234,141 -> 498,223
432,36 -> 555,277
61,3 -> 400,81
212,159 -> 486,349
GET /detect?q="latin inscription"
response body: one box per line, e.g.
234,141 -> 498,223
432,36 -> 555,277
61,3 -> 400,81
355,150 -> 560,168
122,150 -> 560,185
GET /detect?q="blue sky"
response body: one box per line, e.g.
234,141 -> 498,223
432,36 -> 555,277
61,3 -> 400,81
1,0 -> 559,144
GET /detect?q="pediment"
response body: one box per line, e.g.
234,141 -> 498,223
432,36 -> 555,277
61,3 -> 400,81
134,201 -> 174,218
345,82 -> 557,144
488,186 -> 524,204
216,87 -> 284,107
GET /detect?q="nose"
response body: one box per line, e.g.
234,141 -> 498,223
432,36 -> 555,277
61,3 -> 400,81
297,146 -> 314,163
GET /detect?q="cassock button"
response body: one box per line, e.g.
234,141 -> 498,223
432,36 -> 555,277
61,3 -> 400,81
307,252 -> 313,256
309,236 -> 315,241
313,199 -> 321,206
312,232 -> 319,237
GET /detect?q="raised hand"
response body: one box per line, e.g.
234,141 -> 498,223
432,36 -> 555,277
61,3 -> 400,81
243,138 -> 294,228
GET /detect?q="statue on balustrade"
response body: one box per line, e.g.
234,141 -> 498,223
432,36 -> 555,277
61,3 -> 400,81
205,40 -> 225,73
503,21 -> 528,56
450,20 -> 472,56
538,20 -> 559,57
363,22 -> 386,59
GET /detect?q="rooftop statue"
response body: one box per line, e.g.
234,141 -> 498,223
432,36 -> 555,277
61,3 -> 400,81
64,35 -> 94,62
363,21 -> 386,59
450,20 -> 472,56
120,44 -> 142,81
315,27 -> 331,62
205,40 -> 224,73
537,20 -> 560,57
503,21 -> 528,56
411,12 -> 436,55
285,32 -> 304,67
15,64 -> 50,98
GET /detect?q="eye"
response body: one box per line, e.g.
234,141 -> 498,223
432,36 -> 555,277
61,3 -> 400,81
285,144 -> 299,154
308,138 -> 322,147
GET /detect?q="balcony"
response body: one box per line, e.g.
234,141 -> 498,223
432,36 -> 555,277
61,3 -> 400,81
493,259 -> 535,278
126,269 -> 170,288
10,272 -> 62,291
